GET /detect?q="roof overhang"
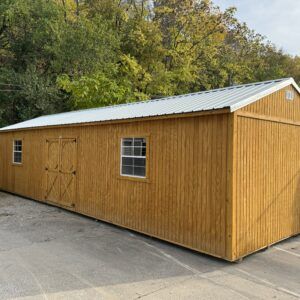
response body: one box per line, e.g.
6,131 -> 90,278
230,78 -> 300,112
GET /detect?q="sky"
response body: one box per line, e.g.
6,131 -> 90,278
213,0 -> 300,56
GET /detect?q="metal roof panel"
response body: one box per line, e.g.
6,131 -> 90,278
1,78 -> 298,131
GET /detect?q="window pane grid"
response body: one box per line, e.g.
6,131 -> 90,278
13,140 -> 22,164
121,138 -> 146,178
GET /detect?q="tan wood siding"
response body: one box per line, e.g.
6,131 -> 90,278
241,85 -> 300,121
235,116 -> 300,258
235,87 -> 300,258
0,114 -> 229,259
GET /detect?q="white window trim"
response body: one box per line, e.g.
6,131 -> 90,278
13,140 -> 23,164
285,90 -> 294,101
120,138 -> 146,179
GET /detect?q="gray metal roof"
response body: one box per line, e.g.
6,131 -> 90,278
1,77 -> 299,131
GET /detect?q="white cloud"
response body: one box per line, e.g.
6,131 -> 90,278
213,0 -> 300,56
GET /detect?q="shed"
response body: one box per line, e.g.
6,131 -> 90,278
0,77 -> 299,261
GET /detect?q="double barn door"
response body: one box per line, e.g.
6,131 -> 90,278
45,137 -> 77,207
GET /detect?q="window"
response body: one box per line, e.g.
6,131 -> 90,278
13,140 -> 22,164
121,137 -> 146,178
285,90 -> 294,101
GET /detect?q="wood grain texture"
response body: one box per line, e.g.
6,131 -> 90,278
1,84 -> 299,261
0,114 -> 229,259
240,85 -> 300,121
235,84 -> 300,258
226,112 -> 237,261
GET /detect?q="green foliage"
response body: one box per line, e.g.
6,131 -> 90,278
0,0 -> 299,126
57,71 -> 132,109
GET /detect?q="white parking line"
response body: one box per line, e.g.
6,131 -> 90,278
273,246 -> 300,258
236,268 -> 300,298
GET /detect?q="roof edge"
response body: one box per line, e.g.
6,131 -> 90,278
0,107 -> 230,133
230,78 -> 300,112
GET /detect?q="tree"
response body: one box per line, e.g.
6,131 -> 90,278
0,0 -> 299,126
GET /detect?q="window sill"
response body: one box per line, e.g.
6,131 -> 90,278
118,175 -> 150,183
12,163 -> 23,167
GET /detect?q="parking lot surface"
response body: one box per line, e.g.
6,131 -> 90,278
0,191 -> 299,299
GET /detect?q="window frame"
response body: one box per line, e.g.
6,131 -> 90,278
119,135 -> 149,182
12,139 -> 23,165
285,90 -> 294,101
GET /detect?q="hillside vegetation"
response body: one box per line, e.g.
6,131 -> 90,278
0,0 -> 299,126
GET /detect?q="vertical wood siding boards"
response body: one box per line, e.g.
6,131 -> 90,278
253,119 -> 258,251
294,126 -> 298,233
247,117 -> 252,253
187,118 -> 194,246
277,123 -> 281,239
192,118 -> 198,249
241,85 -> 300,121
208,116 -> 214,252
210,116 -> 217,253
273,123 -> 277,242
270,124 -> 281,243
238,117 -> 244,256
154,121 -> 159,236
183,119 -> 190,244
197,118 -> 204,249
156,120 -> 162,238
242,117 -> 247,254
258,119 -> 264,252
202,117 -> 209,251
178,119 -> 184,244
177,119 -> 183,243
191,118 -> 197,248
78,127 -> 84,213
182,119 -> 189,245
215,115 -> 222,254
251,119 -> 256,250
215,116 -> 222,255
222,114 -> 228,256
242,118 -> 247,254
244,118 -> 249,253
178,120 -> 185,243
296,129 -> 300,233
204,117 -> 209,252
169,118 -> 176,242
169,118 -> 177,242
236,117 -> 243,256
225,113 -> 236,260
163,120 -> 168,239
257,119 -> 263,250
196,118 -> 203,250
193,118 -> 199,249
210,116 -> 216,253
147,123 -> 152,233
221,115 -> 227,256
147,123 -> 153,234
236,117 -> 240,257
266,121 -> 271,246
0,114 -> 229,259
247,118 -> 252,251
236,117 -> 300,258
162,120 -> 168,239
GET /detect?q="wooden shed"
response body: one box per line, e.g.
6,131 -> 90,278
0,77 -> 299,261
